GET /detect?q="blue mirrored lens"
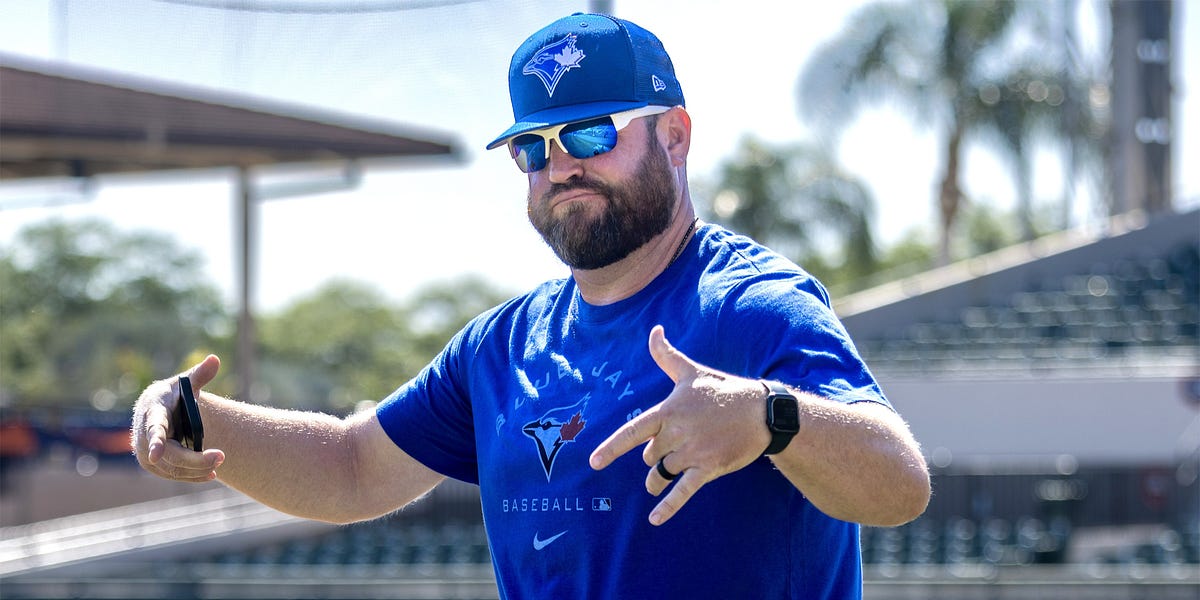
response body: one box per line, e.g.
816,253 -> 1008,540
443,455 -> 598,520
560,117 -> 618,159
512,134 -> 546,173
509,116 -> 619,173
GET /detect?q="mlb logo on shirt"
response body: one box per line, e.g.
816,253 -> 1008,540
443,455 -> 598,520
592,497 -> 612,512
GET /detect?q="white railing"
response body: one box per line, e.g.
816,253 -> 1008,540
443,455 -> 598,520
0,487 -> 327,577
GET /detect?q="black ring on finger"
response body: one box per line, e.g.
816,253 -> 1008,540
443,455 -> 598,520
656,457 -> 679,481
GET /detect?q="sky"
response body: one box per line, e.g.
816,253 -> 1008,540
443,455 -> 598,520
0,0 -> 1195,313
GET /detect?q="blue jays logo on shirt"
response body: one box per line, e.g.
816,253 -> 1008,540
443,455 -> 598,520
522,398 -> 588,481
522,34 -> 585,97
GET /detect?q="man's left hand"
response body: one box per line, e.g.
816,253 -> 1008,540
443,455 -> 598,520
589,325 -> 772,526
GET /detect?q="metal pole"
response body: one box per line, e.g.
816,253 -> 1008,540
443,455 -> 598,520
235,165 -> 256,402
589,0 -> 613,15
231,161 -> 361,403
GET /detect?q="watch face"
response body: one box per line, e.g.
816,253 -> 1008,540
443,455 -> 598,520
769,396 -> 800,433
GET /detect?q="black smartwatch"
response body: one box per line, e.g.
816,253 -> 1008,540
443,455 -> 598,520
762,380 -> 800,455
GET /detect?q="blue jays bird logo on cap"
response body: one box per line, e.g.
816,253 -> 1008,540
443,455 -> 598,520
522,34 -> 586,97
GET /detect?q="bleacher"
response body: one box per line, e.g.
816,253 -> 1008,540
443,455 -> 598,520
855,238 -> 1199,375
861,517 -> 1199,568
839,207 -> 1200,599
839,208 -> 1200,378
863,516 -> 1068,567
201,518 -> 491,572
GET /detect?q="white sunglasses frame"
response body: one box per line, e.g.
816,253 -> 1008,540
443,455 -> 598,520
507,105 -> 673,169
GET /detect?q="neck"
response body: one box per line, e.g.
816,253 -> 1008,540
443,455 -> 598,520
572,203 -> 699,306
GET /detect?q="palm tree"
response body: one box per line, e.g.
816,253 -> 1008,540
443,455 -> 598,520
706,135 -> 878,289
975,63 -> 1104,241
798,0 -> 1102,264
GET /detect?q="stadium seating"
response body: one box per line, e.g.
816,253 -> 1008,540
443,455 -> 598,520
196,517 -> 492,570
860,517 -> 1198,568
855,239 -> 1200,374
186,511 -> 1198,572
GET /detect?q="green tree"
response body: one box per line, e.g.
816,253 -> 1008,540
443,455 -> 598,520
799,0 -> 1102,264
256,275 -> 512,413
401,274 -> 515,363
257,280 -> 410,412
972,61 -> 1105,241
0,219 -> 226,408
704,135 -> 878,293
878,227 -> 938,277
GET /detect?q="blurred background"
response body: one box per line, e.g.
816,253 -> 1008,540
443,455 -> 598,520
0,0 -> 1197,598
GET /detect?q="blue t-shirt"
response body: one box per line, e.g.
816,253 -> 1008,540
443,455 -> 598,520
376,223 -> 887,599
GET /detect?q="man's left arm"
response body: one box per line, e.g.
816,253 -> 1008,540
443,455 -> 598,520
590,325 -> 930,527
766,393 -> 930,526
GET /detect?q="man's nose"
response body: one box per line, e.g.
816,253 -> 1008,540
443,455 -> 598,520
545,140 -> 584,183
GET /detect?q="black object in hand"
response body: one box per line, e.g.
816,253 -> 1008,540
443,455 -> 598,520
173,375 -> 204,451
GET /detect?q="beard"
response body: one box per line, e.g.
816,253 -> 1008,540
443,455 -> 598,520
527,133 -> 676,270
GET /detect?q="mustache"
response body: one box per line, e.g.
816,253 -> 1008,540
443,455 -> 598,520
543,178 -> 612,202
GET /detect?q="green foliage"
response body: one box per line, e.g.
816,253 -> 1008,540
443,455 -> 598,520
0,219 -> 226,409
256,275 -> 512,414
0,218 -> 517,415
961,202 -> 1019,257
257,280 -> 406,412
703,135 -> 878,294
402,274 -> 513,363
799,0 -> 1105,264
877,227 -> 938,280
883,228 -> 937,269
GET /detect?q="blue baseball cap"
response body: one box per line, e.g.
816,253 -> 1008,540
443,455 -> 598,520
486,13 -> 685,150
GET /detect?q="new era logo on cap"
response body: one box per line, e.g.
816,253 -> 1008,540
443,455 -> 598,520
522,34 -> 586,98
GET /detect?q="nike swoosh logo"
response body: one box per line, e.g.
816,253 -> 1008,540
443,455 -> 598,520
532,530 -> 567,551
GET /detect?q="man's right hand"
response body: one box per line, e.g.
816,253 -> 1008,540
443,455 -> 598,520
132,355 -> 225,482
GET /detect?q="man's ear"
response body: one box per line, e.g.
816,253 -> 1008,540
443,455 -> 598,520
658,106 -> 691,168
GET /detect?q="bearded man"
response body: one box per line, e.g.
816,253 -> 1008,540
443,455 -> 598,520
133,13 -> 929,599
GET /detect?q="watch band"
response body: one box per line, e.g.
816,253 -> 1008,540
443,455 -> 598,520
763,380 -> 800,456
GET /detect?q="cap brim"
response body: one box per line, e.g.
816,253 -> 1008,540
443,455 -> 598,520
485,100 -> 649,150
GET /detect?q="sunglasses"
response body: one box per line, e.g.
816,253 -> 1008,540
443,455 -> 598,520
507,105 -> 672,173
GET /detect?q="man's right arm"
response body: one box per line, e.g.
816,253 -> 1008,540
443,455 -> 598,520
132,355 -> 445,524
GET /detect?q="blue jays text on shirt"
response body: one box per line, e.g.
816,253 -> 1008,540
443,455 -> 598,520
494,358 -> 640,517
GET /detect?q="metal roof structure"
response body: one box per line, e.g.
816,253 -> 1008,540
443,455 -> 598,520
0,53 -> 463,398
0,53 -> 460,179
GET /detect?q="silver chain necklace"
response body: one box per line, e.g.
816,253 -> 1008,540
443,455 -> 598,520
669,218 -> 699,264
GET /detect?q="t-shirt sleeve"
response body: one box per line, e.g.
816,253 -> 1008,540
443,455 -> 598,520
375,327 -> 480,484
720,273 -> 891,409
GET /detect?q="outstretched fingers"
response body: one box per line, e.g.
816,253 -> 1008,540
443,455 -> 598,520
590,407 -> 662,471
596,326 -> 749,525
648,469 -> 705,526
